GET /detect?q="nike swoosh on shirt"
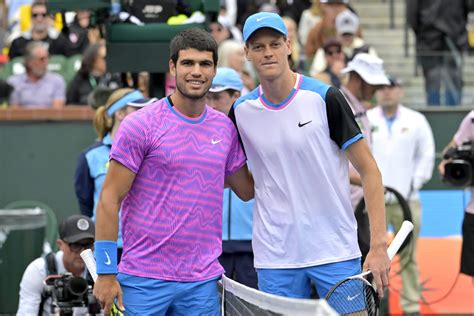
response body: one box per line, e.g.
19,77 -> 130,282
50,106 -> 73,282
298,120 -> 312,127
211,139 -> 223,145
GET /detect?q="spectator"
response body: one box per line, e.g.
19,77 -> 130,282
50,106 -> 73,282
209,15 -> 242,45
311,37 -> 346,87
368,77 -> 435,316
310,9 -> 376,76
340,53 -> 390,260
336,9 -> 376,61
0,79 -> 14,107
64,10 -> 95,57
439,112 -> 474,277
407,0 -> 468,106
8,41 -> 66,108
217,39 -> 255,92
8,1 -> 69,59
298,0 -> 322,47
17,215 -> 96,316
67,43 -> 122,105
304,0 -> 349,61
87,87 -> 115,110
74,88 -> 154,262
206,67 -> 258,289
282,16 -> 303,72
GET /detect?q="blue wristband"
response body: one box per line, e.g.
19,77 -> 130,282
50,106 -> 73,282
94,240 -> 118,274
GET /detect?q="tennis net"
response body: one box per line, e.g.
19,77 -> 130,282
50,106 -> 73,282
219,275 -> 338,316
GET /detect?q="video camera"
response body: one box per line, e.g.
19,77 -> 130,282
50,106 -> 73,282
43,274 -> 100,316
443,141 -> 474,186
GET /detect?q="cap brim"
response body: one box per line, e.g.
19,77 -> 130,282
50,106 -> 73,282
342,67 -> 390,86
63,233 -> 95,243
209,86 -> 239,93
127,97 -> 157,108
245,25 -> 287,42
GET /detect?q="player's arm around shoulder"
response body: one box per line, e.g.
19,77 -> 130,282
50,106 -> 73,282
225,164 -> 255,201
345,139 -> 390,297
94,160 -> 135,314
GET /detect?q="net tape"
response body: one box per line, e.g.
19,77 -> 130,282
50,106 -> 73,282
219,275 -> 338,316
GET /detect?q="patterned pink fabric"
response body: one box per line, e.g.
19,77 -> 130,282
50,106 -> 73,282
110,98 -> 246,281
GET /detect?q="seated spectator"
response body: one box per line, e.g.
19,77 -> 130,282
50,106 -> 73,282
17,215 -> 96,315
305,0 -> 349,61
8,41 -> 66,108
312,37 -> 346,88
67,42 -> 122,105
87,87 -> 115,110
8,1 -> 68,59
209,15 -> 243,45
298,0 -> 321,48
64,10 -> 95,57
0,79 -> 13,107
309,9 -> 376,76
282,16 -> 303,73
336,9 -> 377,61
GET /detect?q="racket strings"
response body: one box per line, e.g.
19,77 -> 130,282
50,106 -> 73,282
325,278 -> 378,316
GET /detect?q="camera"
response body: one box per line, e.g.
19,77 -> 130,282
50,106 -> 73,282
43,274 -> 100,316
443,141 -> 474,186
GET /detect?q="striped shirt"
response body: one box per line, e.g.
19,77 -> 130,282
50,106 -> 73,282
110,97 -> 246,281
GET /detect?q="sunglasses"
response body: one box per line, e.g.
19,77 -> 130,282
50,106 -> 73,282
68,241 -> 94,253
325,48 -> 342,56
32,12 -> 48,18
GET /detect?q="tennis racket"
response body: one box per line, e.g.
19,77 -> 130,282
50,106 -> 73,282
80,249 -> 125,316
324,220 -> 414,316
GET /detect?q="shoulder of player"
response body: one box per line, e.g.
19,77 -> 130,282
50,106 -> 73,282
298,75 -> 331,100
233,88 -> 260,110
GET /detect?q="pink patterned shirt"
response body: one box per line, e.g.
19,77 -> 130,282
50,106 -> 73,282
110,97 -> 246,281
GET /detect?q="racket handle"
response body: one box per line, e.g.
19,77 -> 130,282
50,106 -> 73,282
80,249 -> 125,316
80,249 -> 98,282
387,220 -> 414,260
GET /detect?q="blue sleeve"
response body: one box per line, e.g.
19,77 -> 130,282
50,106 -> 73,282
74,151 -> 94,217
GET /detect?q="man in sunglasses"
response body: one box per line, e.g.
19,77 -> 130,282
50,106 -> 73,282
8,1 -> 68,59
17,214 -> 95,315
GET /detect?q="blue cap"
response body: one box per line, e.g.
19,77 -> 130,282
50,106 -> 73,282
243,12 -> 288,42
209,67 -> 244,93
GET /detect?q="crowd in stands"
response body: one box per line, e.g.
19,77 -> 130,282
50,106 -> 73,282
0,0 -> 471,108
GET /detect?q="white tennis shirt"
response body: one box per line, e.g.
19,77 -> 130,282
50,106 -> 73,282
232,74 -> 363,268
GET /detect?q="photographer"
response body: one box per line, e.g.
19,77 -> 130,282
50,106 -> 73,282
438,110 -> 474,277
17,215 -> 95,315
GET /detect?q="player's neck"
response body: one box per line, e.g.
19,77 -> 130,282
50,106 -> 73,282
170,92 -> 206,118
259,70 -> 297,104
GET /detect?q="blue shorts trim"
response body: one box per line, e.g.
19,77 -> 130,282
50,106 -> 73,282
117,273 -> 220,316
256,257 -> 361,299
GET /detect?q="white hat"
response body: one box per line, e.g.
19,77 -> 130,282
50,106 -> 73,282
335,9 -> 359,35
342,53 -> 390,85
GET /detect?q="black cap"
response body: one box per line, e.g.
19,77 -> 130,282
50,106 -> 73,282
387,75 -> 403,87
59,215 -> 95,243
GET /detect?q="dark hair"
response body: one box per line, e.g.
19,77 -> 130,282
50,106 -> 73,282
79,43 -> 103,76
169,28 -> 218,66
31,1 -> 48,14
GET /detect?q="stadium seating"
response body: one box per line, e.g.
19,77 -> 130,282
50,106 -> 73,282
47,0 -> 219,97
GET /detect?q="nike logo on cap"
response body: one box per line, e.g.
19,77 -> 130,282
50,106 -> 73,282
256,17 -> 268,22
104,251 -> 111,265
298,120 -> 312,127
